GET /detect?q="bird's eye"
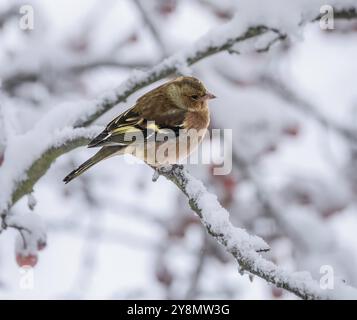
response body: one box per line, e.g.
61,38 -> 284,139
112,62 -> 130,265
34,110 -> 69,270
190,95 -> 199,100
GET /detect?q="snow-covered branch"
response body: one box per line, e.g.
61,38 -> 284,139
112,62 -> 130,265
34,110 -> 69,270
0,127 -> 100,215
0,22 -> 272,214
1,3 -> 357,298
2,59 -> 151,94
157,165 -> 357,300
3,5 -> 357,215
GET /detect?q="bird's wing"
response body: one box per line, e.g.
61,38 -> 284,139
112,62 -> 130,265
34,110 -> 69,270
88,92 -> 186,148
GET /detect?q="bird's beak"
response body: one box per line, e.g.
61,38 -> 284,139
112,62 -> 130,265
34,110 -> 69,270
202,92 -> 216,100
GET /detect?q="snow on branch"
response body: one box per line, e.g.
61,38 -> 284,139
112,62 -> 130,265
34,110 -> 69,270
79,25 -> 271,127
157,165 -> 357,300
1,4 -> 357,297
0,126 -> 101,215
3,5 -> 357,215
0,22 -> 271,215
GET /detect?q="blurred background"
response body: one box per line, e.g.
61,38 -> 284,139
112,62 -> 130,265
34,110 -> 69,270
1,0 -> 357,299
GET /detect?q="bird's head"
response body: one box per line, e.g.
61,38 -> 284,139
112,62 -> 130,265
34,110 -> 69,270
166,76 -> 216,111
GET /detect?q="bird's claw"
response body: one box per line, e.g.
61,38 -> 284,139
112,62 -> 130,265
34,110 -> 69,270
159,164 -> 184,174
152,164 -> 184,182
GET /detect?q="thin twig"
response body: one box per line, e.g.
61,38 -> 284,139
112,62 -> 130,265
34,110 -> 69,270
133,0 -> 167,57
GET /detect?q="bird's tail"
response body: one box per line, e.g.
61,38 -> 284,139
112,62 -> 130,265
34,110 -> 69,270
63,146 -> 120,184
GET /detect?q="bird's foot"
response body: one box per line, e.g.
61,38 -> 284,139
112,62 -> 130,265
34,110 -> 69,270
159,164 -> 184,174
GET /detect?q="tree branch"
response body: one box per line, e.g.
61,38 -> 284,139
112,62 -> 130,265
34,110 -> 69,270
5,127 -> 357,298
0,24 -> 272,213
2,60 -> 152,94
0,127 -> 100,214
3,5 -> 357,217
79,25 -> 270,127
11,136 -> 91,205
258,74 -> 357,144
1,6 -> 357,299
133,0 -> 168,57
314,7 -> 357,21
156,165 -> 357,300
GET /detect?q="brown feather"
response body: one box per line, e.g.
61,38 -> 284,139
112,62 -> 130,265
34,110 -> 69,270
184,103 -> 210,131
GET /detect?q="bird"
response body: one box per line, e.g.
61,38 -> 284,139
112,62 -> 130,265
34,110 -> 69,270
63,76 -> 216,184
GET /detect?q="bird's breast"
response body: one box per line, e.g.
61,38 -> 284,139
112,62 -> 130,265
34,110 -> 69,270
183,108 -> 210,131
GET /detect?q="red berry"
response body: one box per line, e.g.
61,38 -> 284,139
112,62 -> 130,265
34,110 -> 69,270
157,0 -> 176,16
127,33 -> 138,43
223,177 -> 236,192
272,287 -> 284,298
156,266 -> 173,287
283,125 -> 300,137
214,10 -> 233,20
37,240 -> 47,251
16,254 -> 38,267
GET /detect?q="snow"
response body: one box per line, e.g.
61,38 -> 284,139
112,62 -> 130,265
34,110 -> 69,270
183,168 -> 357,299
9,212 -> 47,256
27,193 -> 37,211
2,0 -> 320,214
185,172 -> 270,252
0,120 -> 102,213
0,0 -> 357,300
